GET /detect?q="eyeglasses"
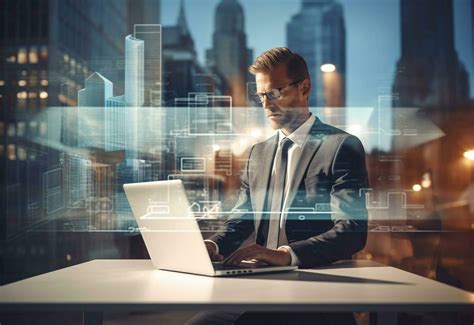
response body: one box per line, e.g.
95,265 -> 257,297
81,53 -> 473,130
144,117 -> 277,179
250,80 -> 303,104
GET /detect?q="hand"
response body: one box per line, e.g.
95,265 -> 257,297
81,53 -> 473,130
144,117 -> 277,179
223,244 -> 291,267
205,241 -> 224,262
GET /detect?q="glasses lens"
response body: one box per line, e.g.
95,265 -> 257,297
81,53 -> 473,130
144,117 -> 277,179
250,94 -> 263,104
267,89 -> 281,101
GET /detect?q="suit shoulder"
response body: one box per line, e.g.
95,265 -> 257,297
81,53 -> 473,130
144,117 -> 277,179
252,134 -> 277,151
315,123 -> 365,157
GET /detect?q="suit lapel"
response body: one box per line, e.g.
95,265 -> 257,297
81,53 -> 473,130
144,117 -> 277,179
253,134 -> 278,232
285,118 -> 326,209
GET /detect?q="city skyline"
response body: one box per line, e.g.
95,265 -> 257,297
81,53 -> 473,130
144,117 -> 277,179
162,0 -> 473,107
287,0 -> 346,109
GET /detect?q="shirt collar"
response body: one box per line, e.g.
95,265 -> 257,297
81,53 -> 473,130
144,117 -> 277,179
278,113 -> 316,148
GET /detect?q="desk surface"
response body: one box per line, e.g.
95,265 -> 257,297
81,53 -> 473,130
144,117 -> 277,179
1,260 -> 473,312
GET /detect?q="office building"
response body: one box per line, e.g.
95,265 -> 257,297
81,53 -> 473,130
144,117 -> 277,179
287,0 -> 346,108
161,0 -> 198,104
392,0 -> 469,110
206,0 -> 252,107
125,35 -> 145,107
78,72 -> 114,108
134,24 -> 162,107
0,0 -> 127,284
77,72 -> 113,149
127,0 -> 161,35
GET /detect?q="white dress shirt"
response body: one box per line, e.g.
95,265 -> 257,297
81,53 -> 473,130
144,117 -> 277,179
207,114 -> 316,266
273,113 -> 316,266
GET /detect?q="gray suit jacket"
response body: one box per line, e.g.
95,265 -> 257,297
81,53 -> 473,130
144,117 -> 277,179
209,117 -> 369,268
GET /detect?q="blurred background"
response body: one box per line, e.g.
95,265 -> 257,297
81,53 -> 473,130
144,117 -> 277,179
0,0 -> 473,324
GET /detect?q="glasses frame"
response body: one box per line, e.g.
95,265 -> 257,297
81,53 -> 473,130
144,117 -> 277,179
250,79 -> 303,104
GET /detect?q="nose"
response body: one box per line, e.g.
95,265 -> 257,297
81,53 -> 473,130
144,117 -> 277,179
262,94 -> 272,109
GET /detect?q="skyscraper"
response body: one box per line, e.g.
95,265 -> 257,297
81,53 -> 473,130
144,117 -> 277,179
0,0 -> 127,284
134,24 -> 162,107
162,0 -> 199,104
392,0 -> 469,110
287,0 -> 346,108
206,0 -> 252,107
125,35 -> 145,107
127,0 -> 161,34
77,72 -> 113,149
78,72 -> 114,108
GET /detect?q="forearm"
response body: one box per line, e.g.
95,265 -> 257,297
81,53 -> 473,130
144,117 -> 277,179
289,219 -> 367,268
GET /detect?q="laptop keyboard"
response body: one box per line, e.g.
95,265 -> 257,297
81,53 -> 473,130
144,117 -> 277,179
212,261 -> 269,270
212,263 -> 249,270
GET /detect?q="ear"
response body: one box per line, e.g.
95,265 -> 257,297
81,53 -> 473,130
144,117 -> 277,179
300,79 -> 311,98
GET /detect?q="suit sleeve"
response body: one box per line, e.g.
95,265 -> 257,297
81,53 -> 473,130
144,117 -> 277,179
208,146 -> 256,256
288,135 -> 369,268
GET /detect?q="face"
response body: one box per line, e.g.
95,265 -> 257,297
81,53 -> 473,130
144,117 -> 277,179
255,64 -> 311,134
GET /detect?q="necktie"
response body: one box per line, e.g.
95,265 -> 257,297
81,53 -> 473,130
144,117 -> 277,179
266,137 -> 293,249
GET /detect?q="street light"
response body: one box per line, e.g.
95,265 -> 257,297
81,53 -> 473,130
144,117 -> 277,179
320,63 -> 342,108
320,63 -> 336,73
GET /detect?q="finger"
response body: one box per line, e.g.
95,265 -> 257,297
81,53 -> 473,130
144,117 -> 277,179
224,249 -> 253,266
211,254 -> 224,261
222,249 -> 241,264
223,250 -> 244,265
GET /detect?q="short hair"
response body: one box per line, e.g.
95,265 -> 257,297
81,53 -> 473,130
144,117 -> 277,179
248,47 -> 310,82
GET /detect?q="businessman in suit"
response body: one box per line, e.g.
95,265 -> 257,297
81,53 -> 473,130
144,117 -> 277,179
187,47 -> 368,324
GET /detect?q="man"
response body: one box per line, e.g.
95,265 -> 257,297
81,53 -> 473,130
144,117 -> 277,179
187,47 -> 368,325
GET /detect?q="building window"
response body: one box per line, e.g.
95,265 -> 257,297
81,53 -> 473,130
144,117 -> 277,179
17,146 -> 26,161
40,46 -> 48,61
40,122 -> 47,136
40,80 -> 48,86
17,122 -> 26,136
7,124 -> 16,137
29,47 -> 38,64
7,144 -> 16,160
39,91 -> 48,99
18,80 -> 27,87
18,48 -> 27,64
0,80 -> 5,86
17,91 -> 28,99
29,121 -> 38,135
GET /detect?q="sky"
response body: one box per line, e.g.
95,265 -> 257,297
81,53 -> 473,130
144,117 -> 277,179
161,0 -> 473,108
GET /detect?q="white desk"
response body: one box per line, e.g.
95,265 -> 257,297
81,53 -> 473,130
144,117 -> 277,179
1,260 -> 472,325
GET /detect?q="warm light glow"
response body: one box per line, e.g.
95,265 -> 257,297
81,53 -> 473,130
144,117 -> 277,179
421,179 -> 431,189
412,184 -> 422,192
250,128 -> 262,138
0,80 -> 5,86
29,47 -> 38,64
464,150 -> 474,161
17,91 -> 27,99
321,63 -> 336,73
39,91 -> 48,99
18,48 -> 27,64
40,79 -> 48,86
421,172 -> 432,188
18,80 -> 27,87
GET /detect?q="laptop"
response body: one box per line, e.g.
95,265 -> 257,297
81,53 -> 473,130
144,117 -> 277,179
123,180 -> 297,276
